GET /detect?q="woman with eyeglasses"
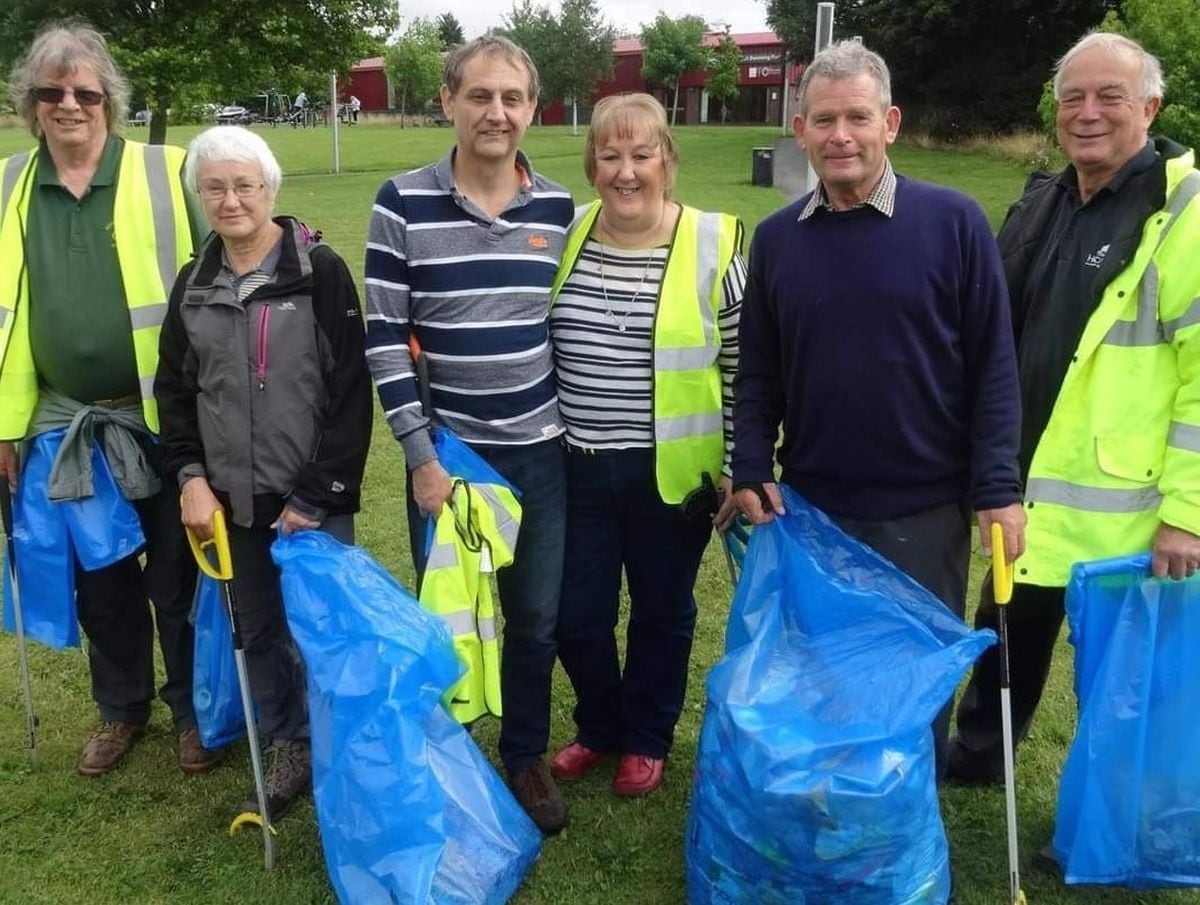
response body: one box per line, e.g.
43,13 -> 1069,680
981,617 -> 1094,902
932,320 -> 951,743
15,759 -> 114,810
154,124 -> 373,819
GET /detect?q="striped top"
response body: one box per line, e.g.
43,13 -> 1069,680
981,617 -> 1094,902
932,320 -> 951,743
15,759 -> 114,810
364,150 -> 574,467
550,238 -> 746,470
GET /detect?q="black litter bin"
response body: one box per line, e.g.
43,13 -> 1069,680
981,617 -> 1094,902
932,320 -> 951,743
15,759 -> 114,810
751,147 -> 774,187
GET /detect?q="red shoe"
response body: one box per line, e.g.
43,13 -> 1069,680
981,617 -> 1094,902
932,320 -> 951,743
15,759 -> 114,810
550,741 -> 604,780
613,753 -> 664,797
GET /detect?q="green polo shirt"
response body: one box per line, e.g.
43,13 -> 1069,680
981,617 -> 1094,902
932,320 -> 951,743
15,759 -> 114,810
25,135 -> 205,403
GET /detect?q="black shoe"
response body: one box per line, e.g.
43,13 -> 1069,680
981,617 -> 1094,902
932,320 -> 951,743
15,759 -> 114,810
509,759 -> 568,835
1033,841 -> 1061,877
236,740 -> 311,821
944,740 -> 1004,787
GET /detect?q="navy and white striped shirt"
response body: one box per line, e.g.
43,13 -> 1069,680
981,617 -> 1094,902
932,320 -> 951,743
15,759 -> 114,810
550,237 -> 746,471
364,150 -> 574,466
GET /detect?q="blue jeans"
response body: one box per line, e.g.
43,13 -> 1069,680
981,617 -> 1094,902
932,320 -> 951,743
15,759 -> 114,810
408,438 -> 566,773
556,447 -> 712,759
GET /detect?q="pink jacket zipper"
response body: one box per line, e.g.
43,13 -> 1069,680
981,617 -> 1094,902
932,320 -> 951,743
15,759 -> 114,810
257,304 -> 270,391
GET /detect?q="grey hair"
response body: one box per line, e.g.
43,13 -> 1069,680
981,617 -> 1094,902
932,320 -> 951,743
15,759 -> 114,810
1053,31 -> 1164,101
797,40 -> 892,117
185,126 -> 283,196
444,35 -> 540,101
10,20 -> 130,137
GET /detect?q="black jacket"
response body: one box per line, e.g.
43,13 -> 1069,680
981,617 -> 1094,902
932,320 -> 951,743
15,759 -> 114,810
155,217 -> 372,528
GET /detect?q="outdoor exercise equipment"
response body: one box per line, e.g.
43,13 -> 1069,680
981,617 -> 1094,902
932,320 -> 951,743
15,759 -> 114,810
991,522 -> 1028,905
186,510 -> 277,871
1,483 -> 40,769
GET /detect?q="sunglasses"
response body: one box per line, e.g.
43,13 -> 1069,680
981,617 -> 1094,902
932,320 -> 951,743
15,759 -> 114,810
33,86 -> 105,106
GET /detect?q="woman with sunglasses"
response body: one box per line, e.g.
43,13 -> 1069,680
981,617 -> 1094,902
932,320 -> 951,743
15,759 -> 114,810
154,125 -> 373,819
1,21 -> 218,779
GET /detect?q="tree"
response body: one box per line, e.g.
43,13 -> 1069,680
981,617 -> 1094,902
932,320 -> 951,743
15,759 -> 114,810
1102,0 -> 1200,151
551,0 -> 613,134
640,13 -> 709,126
767,0 -> 1115,135
436,11 -> 465,49
707,30 -> 741,123
0,0 -> 396,144
503,0 -> 558,109
386,17 -> 443,124
502,0 -> 613,131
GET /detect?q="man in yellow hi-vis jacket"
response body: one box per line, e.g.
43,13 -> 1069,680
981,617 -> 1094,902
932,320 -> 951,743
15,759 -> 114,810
0,22 -> 213,778
950,32 -> 1200,788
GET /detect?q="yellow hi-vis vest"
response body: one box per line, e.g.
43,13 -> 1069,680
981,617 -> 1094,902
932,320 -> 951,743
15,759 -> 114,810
418,477 -> 521,723
552,200 -> 740,503
0,140 -> 193,439
1020,152 -> 1200,587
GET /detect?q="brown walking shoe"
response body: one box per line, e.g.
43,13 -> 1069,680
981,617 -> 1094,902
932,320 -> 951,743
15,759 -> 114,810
508,759 -> 568,835
236,740 -> 312,821
77,721 -> 145,777
178,727 -> 227,775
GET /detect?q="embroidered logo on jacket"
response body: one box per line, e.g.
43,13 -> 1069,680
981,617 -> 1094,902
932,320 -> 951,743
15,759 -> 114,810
528,234 -> 549,250
1084,244 -> 1110,268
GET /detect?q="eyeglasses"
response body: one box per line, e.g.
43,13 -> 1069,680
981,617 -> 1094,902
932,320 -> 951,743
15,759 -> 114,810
197,182 -> 265,201
33,86 -> 105,106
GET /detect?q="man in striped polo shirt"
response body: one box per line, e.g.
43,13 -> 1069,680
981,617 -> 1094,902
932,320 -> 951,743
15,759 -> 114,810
364,36 -> 574,834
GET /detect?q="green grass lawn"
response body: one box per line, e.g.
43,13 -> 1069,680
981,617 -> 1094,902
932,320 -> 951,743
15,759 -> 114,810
0,123 -> 1195,905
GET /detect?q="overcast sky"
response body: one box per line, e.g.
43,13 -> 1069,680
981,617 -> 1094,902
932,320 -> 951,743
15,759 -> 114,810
397,0 -> 772,40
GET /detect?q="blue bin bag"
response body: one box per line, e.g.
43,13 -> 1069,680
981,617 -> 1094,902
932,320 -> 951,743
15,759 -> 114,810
686,487 -> 996,905
423,426 -> 521,556
1053,554 -> 1200,888
4,431 -> 79,649
192,574 -> 245,749
2,430 -> 145,649
272,529 -> 541,905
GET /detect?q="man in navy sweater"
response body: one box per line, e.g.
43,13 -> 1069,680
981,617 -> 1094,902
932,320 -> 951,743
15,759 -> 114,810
732,40 -> 1026,778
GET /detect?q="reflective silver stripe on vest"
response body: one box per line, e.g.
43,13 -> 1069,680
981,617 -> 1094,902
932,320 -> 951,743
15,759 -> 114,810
1102,169 -> 1200,348
128,302 -> 168,330
0,307 -> 7,330
1,152 -> 32,228
472,483 -> 520,552
142,144 -> 179,297
1168,420 -> 1200,453
426,539 -> 458,570
1026,477 -> 1162,512
139,374 -> 157,400
656,412 -> 723,440
693,212 -> 722,348
1163,296 -> 1200,342
656,346 -> 717,371
440,609 -> 497,641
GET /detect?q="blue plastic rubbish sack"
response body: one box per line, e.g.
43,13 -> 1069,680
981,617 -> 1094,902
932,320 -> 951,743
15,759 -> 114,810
272,529 -> 541,905
686,486 -> 996,905
4,431 -> 80,649
191,574 -> 245,750
1,429 -> 145,650
424,425 -> 521,556
1052,554 -> 1200,888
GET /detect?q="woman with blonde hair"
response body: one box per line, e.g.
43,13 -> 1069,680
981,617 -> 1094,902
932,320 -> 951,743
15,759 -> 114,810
548,93 -> 745,796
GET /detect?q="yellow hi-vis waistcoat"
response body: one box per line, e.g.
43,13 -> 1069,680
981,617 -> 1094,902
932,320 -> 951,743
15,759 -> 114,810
418,477 -> 521,723
552,200 -> 740,503
0,141 -> 193,439
1020,153 -> 1200,587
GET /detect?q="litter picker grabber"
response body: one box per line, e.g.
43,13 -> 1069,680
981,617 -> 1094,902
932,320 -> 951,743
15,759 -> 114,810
0,483 -> 40,769
991,522 -> 1028,905
186,509 -> 277,871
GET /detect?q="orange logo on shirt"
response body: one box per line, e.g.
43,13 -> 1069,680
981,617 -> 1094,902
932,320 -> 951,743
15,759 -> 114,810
528,234 -> 549,250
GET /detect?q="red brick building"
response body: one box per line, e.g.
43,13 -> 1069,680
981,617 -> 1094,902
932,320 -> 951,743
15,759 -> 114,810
346,31 -> 800,125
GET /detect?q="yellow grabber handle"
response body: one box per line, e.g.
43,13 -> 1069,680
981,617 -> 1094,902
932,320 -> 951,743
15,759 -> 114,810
184,506 -> 233,581
229,811 -> 278,837
991,522 -> 1014,605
